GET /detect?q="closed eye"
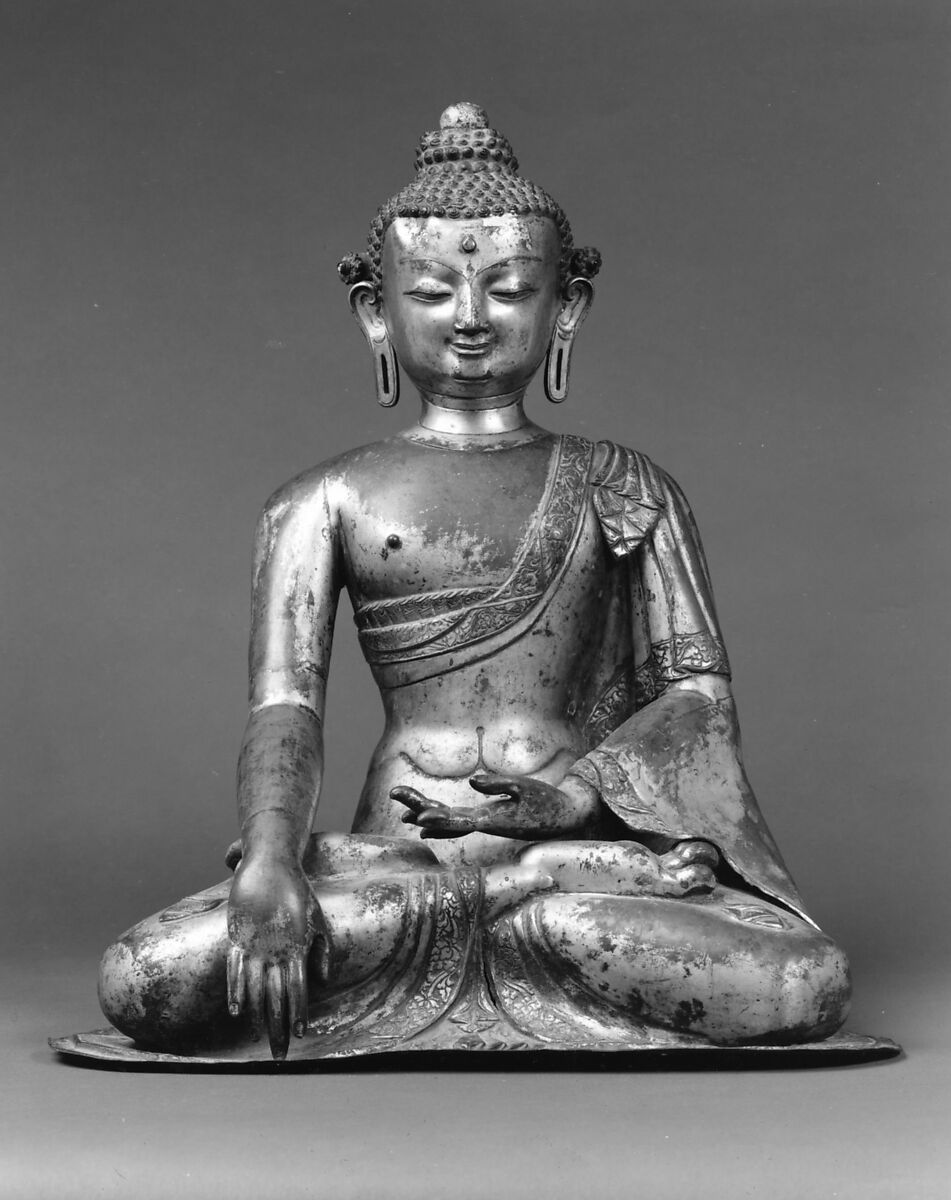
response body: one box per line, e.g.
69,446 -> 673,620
405,288 -> 453,303
490,287 -> 536,302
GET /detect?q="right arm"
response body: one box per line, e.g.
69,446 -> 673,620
226,470 -> 343,1059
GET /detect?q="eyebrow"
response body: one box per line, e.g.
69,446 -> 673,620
398,254 -> 544,277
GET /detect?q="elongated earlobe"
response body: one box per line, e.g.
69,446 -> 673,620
544,277 -> 593,404
369,334 -> 399,408
349,283 -> 400,407
544,327 -> 573,403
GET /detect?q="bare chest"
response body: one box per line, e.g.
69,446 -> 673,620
339,440 -> 561,604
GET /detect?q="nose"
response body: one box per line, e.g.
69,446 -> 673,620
453,285 -> 489,336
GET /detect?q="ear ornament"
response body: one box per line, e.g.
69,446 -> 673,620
544,277 -> 593,404
348,282 -> 400,408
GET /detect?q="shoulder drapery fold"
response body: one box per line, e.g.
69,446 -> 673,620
571,690 -> 811,923
578,442 -> 810,923
581,443 -> 730,745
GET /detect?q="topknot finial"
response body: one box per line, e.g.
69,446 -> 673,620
413,103 -> 518,176
440,102 -> 490,130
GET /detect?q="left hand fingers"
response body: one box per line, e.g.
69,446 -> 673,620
390,785 -> 432,814
420,826 -> 470,839
400,803 -> 451,828
419,810 -> 476,838
469,773 -> 523,798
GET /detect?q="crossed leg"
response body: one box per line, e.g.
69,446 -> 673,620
98,834 -> 433,1051
510,840 -> 851,1044
99,833 -> 850,1052
98,832 -> 555,1052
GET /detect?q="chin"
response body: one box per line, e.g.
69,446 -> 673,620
449,370 -> 494,385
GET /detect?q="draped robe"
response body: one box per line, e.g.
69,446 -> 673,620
94,436 -> 826,1059
353,434 -> 806,920
274,435 -> 816,1055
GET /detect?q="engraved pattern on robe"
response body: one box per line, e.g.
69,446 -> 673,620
573,442 -> 809,922
353,434 -> 595,688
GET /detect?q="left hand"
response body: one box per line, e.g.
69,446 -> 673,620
391,772 -> 592,840
390,787 -> 480,838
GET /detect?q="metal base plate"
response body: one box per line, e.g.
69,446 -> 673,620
50,1027 -> 901,1071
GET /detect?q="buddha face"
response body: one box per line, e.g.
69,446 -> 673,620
369,214 -> 580,402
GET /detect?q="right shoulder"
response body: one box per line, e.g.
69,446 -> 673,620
258,437 -> 399,525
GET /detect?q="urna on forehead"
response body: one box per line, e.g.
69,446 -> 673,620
337,102 -> 601,293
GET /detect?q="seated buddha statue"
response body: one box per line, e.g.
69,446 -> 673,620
91,103 -> 851,1062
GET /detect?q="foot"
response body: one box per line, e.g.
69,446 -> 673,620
517,839 -> 719,899
657,840 -> 720,896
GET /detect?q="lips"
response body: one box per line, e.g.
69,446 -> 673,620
450,340 -> 493,356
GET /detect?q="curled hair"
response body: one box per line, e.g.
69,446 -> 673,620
339,103 -> 601,297
336,252 -> 371,286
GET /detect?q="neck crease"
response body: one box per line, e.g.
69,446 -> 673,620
418,394 -> 530,436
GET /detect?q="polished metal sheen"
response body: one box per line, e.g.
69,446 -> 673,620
53,103 -> 898,1067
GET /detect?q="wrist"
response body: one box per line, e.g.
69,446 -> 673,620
558,774 -> 601,826
239,808 -> 305,865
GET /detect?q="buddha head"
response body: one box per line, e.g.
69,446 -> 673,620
338,102 -> 601,407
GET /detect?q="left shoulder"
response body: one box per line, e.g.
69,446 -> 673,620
588,440 -> 670,507
583,440 -> 664,558
584,440 -> 704,558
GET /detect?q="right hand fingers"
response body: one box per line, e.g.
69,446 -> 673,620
246,958 -> 265,1042
228,947 -> 310,1050
286,955 -> 307,1039
226,945 -> 245,1017
266,963 -> 289,1061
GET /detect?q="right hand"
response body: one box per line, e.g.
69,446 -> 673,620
226,853 -> 330,1060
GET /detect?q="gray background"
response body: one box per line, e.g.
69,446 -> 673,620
2,1 -> 948,1196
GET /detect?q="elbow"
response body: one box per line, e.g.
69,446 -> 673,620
239,702 -> 324,761
248,695 -> 322,723
248,666 -> 326,722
